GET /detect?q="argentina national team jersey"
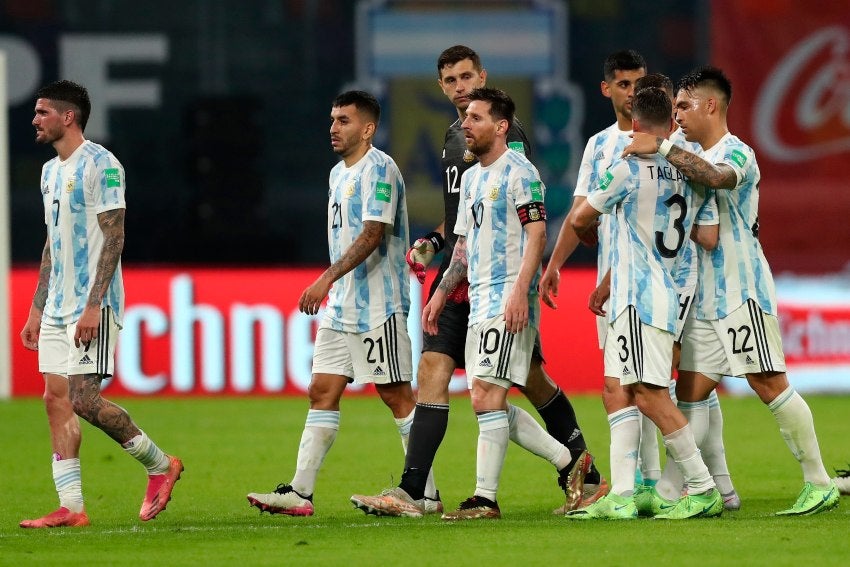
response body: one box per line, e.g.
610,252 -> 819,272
40,140 -> 125,326
587,154 -> 714,333
668,128 -> 718,293
574,123 -> 633,285
324,146 -> 411,333
453,149 -> 544,327
695,133 -> 777,320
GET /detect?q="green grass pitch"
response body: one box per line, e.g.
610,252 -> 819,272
1,394 -> 848,566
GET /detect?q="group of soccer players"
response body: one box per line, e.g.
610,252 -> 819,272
20,45 -> 843,529
244,46 -> 842,521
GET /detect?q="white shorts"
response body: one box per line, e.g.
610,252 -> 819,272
674,284 -> 696,342
595,310 -> 607,349
39,307 -> 119,377
604,306 -> 674,387
679,299 -> 787,378
464,314 -> 537,390
312,314 -> 413,385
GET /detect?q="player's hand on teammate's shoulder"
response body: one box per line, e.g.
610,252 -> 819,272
621,131 -> 660,157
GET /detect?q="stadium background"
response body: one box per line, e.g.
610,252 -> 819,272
1,0 -> 848,397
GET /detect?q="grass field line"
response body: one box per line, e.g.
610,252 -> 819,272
0,520 -> 403,540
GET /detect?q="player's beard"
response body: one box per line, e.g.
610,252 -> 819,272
466,134 -> 493,158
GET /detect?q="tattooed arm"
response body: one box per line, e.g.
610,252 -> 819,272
436,236 -> 468,295
621,133 -> 738,189
298,220 -> 385,315
422,236 -> 468,336
74,208 -> 126,348
20,238 -> 52,351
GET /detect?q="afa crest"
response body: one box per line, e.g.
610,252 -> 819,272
488,186 -> 500,201
65,179 -> 75,193
463,150 -> 476,163
344,182 -> 356,197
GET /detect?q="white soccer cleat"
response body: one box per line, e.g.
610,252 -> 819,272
247,484 -> 314,516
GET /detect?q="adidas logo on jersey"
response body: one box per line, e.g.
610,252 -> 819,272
479,357 -> 493,368
622,366 -> 630,376
372,366 -> 386,376
79,354 -> 94,365
745,355 -> 755,364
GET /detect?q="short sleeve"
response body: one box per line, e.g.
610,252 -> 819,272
91,153 -> 126,214
362,158 -> 399,225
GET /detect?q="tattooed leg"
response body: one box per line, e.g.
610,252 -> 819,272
69,374 -> 141,445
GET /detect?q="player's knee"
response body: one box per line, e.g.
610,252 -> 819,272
747,371 -> 789,404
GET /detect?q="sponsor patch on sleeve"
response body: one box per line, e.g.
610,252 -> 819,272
508,141 -> 526,155
598,170 -> 614,191
104,168 -> 121,188
375,181 -> 392,203
730,149 -> 747,168
530,180 -> 544,202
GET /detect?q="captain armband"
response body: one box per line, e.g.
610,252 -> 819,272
517,202 -> 547,225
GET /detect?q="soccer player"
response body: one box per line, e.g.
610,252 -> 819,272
627,73 -> 740,515
420,87 -> 571,520
19,80 -> 183,528
623,66 -> 840,516
350,46 -> 599,519
539,49 -> 663,504
567,86 -> 723,519
246,91 -> 424,517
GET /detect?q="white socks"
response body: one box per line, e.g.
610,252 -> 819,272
53,456 -> 84,513
663,424 -> 714,495
608,406 -> 641,496
768,386 -> 831,487
123,430 -> 170,474
638,412 -> 661,482
703,391 -> 734,494
291,409 -> 340,497
474,411 -> 509,502
506,404 -> 572,471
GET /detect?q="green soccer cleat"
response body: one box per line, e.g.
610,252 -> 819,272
634,485 -> 676,517
775,481 -> 839,516
654,488 -> 723,520
564,493 -> 637,520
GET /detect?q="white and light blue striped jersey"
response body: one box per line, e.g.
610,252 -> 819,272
322,146 -> 411,333
668,128 -> 719,294
454,151 -> 546,328
454,149 -> 544,327
574,123 -> 633,284
694,133 -> 777,320
40,140 -> 125,326
587,154 -> 715,332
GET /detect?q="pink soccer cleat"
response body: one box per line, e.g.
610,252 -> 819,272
140,455 -> 184,521
20,507 -> 90,528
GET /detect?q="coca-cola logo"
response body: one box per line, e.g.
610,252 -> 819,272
754,26 -> 850,162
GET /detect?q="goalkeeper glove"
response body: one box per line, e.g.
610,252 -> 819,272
406,231 -> 444,284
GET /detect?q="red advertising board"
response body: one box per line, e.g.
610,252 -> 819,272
9,267 -> 605,397
712,0 -> 850,272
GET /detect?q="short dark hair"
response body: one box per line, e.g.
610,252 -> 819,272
603,49 -> 647,81
677,66 -> 732,106
636,73 -> 674,98
467,87 -> 515,129
36,80 -> 91,131
632,87 -> 672,127
332,90 -> 381,124
437,45 -> 482,77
